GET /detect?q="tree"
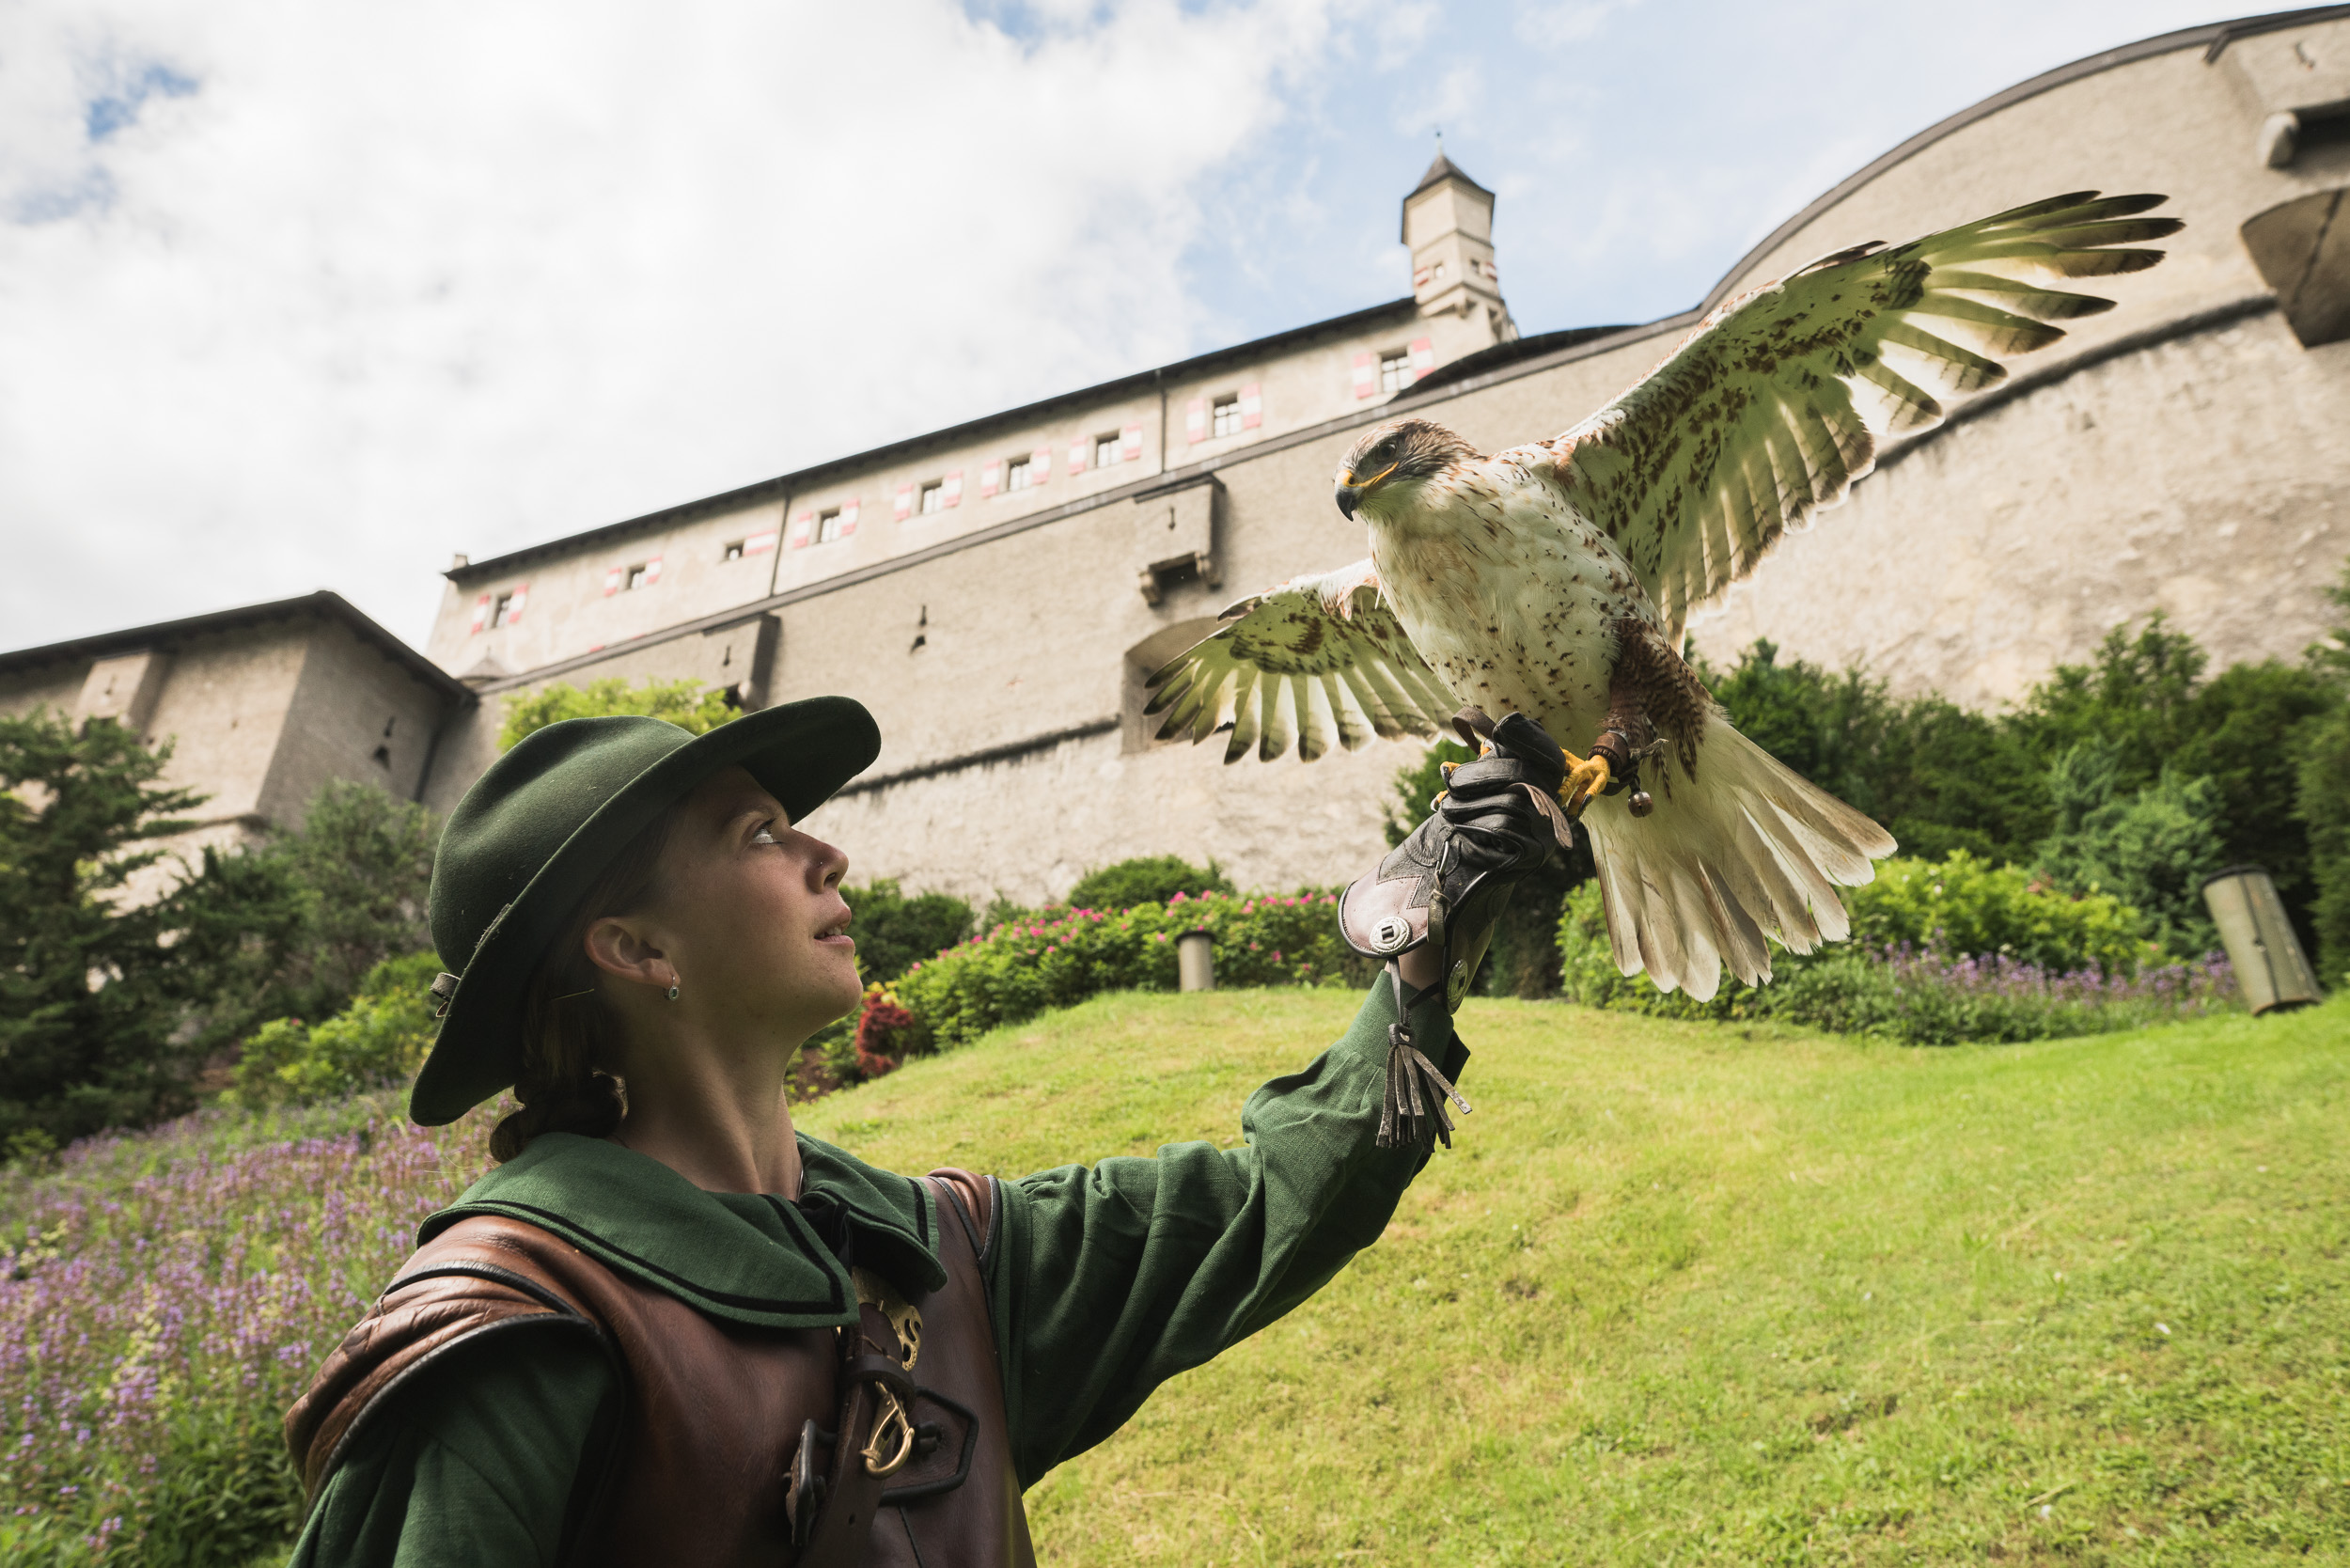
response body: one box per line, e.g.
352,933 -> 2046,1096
269,779 -> 438,1019
2035,743 -> 2224,956
2172,660 -> 2338,936
2296,563 -> 2350,985
0,712 -> 208,1146
499,677 -> 737,751
2011,615 -> 2207,791
1697,639 -> 2046,864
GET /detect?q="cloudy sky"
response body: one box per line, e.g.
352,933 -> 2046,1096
1,0 -> 2235,651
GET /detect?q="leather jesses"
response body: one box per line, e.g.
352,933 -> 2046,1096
285,1168 -> 1036,1567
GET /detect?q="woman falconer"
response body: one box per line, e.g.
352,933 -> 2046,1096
283,694 -> 1566,1565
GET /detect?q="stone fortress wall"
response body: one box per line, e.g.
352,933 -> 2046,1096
8,8 -> 2347,912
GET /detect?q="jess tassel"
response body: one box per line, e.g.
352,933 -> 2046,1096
1374,965 -> 1471,1149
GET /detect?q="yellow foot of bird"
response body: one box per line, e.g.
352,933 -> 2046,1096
1561,748 -> 1611,816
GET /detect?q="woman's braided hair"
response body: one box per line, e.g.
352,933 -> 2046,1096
488,808 -> 677,1163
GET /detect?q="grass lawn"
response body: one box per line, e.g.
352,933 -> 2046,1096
797,990 -> 2350,1566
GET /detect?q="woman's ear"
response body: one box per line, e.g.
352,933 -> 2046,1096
583,915 -> 677,994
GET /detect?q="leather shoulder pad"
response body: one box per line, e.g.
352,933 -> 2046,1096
926,1168 -> 995,1265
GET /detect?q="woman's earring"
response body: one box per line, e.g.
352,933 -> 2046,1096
666,983 -> 681,1002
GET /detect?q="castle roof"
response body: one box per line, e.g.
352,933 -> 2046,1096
1407,148 -> 1492,203
0,589 -> 474,707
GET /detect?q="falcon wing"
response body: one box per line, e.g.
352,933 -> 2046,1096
1555,191 -> 2180,641
1143,559 -> 1458,763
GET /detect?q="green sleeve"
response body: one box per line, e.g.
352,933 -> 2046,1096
288,1325 -> 619,1568
989,980 -> 1464,1486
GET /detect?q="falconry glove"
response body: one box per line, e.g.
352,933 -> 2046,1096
1340,707 -> 1574,1148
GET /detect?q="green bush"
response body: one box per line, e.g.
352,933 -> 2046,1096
1065,855 -> 1234,913
840,878 -> 976,986
230,952 -> 441,1106
891,889 -> 1353,1052
1845,853 -> 2151,974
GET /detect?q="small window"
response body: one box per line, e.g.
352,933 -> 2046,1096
493,592 -> 518,627
1379,351 -> 1411,394
626,563 -> 650,591
723,540 -> 745,562
1092,432 -> 1120,468
1006,455 -> 1035,493
817,508 -> 844,543
918,481 -> 945,515
1211,396 -> 1241,438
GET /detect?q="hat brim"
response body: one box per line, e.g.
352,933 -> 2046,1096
410,696 -> 880,1125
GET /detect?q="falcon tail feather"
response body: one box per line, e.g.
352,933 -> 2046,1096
1585,714 -> 1896,1003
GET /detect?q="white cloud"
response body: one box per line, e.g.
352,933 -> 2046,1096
0,0 -> 1345,649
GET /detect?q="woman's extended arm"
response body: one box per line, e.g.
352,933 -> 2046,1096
986,979 -> 1463,1487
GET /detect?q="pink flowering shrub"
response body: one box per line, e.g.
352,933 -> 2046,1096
890,889 -> 1355,1051
0,1096 -> 492,1565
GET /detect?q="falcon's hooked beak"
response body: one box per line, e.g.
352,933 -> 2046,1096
1334,462 -> 1398,521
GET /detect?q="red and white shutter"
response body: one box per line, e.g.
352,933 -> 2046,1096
1408,337 -> 1435,382
505,583 -> 529,623
470,594 -> 493,634
838,498 -> 859,537
603,566 -> 622,597
979,459 -> 1001,498
1067,436 -> 1089,476
893,482 -> 915,522
743,527 -> 777,555
943,470 -> 964,508
642,556 -> 663,586
1239,382 -> 1262,430
1184,397 -> 1207,443
1120,423 -> 1143,462
1029,447 -> 1052,486
1351,351 -> 1376,400
789,510 -> 816,549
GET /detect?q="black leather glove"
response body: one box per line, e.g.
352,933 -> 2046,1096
1339,707 -> 1573,1148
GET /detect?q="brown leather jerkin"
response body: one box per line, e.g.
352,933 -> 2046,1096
286,1169 -> 1035,1566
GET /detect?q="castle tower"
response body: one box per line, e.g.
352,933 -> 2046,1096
1402,146 -> 1514,339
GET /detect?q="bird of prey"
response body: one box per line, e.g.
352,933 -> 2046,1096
1145,191 -> 2179,1001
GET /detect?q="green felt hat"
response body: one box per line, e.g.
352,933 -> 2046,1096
412,697 -> 880,1125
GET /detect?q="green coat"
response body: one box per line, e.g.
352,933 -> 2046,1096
292,983 -> 1463,1565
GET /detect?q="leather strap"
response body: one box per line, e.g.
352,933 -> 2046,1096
791,1300 -> 914,1566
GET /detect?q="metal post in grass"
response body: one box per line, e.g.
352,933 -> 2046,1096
1176,929 -> 1214,993
2201,865 -> 2322,1014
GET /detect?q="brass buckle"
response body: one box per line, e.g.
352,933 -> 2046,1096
861,1385 -> 917,1476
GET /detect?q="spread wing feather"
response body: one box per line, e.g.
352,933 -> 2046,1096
1554,190 -> 2178,640
1143,559 -> 1454,763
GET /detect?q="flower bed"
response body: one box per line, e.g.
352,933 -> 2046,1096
1556,856 -> 2239,1043
0,1098 -> 485,1566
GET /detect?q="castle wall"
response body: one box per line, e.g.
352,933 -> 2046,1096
258,616 -> 461,828
427,300 -> 1510,683
403,12 -> 2350,904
